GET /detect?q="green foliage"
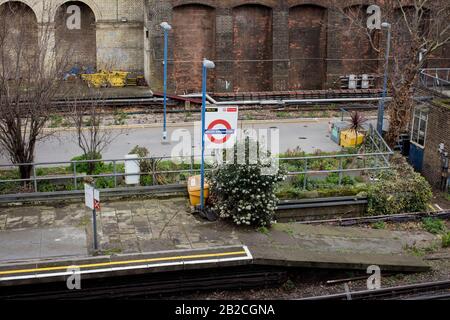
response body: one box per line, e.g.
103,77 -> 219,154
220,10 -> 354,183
367,155 -> 433,215
372,221 -> 386,230
208,138 -> 285,227
69,153 -> 104,174
113,110 -> 128,125
442,232 -> 450,248
422,218 -> 447,235
49,114 -> 63,128
95,177 -> 115,189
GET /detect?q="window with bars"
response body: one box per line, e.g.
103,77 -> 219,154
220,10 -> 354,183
410,106 -> 429,148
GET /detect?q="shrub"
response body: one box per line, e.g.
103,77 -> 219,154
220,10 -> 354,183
367,155 -> 432,215
69,153 -> 104,175
208,138 -> 285,227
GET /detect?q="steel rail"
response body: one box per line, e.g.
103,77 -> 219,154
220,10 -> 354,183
299,280 -> 450,300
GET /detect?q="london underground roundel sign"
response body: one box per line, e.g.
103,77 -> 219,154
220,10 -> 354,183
204,107 -> 238,149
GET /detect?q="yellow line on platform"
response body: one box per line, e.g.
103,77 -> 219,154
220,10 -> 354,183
0,250 -> 248,276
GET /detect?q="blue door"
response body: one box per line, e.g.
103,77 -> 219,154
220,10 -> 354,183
409,143 -> 424,172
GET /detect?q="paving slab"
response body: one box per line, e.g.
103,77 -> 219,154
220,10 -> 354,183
0,227 -> 87,262
0,198 -> 436,273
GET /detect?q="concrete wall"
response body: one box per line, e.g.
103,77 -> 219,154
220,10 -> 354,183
422,102 -> 450,189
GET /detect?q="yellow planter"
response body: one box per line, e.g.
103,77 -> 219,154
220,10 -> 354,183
340,130 -> 365,147
187,175 -> 209,206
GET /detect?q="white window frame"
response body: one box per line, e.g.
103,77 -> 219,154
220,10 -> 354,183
410,106 -> 429,149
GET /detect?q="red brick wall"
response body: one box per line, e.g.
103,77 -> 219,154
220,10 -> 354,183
172,4 -> 215,94
422,102 -> 450,189
232,4 -> 273,92
55,1 -> 97,70
288,5 -> 327,90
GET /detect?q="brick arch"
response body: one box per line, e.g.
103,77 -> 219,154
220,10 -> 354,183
288,4 -> 328,89
0,0 -> 38,21
172,3 -> 216,93
232,3 -> 273,92
231,1 -> 274,10
288,0 -> 329,9
172,0 -> 216,9
54,0 -> 101,22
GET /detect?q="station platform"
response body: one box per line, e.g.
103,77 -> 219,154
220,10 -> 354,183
0,246 -> 252,285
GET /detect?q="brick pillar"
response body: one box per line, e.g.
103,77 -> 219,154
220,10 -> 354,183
215,8 -> 233,92
272,6 -> 289,91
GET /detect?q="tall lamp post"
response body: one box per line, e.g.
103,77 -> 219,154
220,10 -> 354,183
160,22 -> 172,143
377,22 -> 391,135
200,59 -> 215,211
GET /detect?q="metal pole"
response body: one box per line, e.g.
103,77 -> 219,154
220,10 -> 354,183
92,208 -> 98,251
162,28 -> 168,142
92,187 -> 98,251
377,24 -> 391,135
200,64 -> 207,210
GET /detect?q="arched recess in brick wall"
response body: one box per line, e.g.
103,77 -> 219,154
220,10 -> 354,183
0,1 -> 38,68
288,4 -> 327,90
172,4 -> 215,94
232,4 -> 273,92
55,1 -> 97,70
336,5 -> 379,77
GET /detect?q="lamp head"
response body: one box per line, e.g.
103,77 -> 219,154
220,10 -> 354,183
381,22 -> 391,29
203,59 -> 215,69
160,22 -> 172,31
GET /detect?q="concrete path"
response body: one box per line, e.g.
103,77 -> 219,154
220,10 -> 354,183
0,119 -> 345,165
0,197 -> 434,271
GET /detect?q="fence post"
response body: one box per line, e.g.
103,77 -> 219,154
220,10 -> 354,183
113,160 -> 117,188
190,146 -> 194,176
33,165 -> 38,193
338,158 -> 343,186
303,159 -> 308,190
73,162 -> 77,190
152,159 -> 157,186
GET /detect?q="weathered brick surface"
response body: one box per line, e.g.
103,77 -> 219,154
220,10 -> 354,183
288,5 -> 327,90
172,4 -> 215,94
55,2 -> 97,69
0,0 -> 145,73
232,4 -> 273,92
422,102 -> 450,189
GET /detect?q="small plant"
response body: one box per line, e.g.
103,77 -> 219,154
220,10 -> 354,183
257,226 -> 270,236
442,232 -> 450,248
372,221 -> 386,230
422,218 -> 447,235
283,279 -> 296,292
49,114 -> 63,128
113,110 -> 128,125
346,111 -> 368,147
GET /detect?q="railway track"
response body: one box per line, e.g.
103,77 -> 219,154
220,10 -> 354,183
0,266 -> 287,300
300,280 -> 450,300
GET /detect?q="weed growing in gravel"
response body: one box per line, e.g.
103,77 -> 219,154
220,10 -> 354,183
422,218 -> 447,235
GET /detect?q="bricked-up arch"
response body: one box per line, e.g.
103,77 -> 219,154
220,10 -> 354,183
288,5 -> 327,90
172,4 -> 215,94
55,1 -> 96,70
232,4 -> 273,92
0,1 -> 38,66
335,5 -> 379,77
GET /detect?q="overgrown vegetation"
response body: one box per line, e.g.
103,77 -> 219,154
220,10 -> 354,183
367,155 -> 432,215
422,218 -> 447,235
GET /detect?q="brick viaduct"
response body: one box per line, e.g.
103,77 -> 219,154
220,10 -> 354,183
0,0 -> 448,93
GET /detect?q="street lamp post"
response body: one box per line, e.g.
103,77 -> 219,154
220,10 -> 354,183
377,22 -> 391,135
160,22 -> 172,143
200,59 -> 215,211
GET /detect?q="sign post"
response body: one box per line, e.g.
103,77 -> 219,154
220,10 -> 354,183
84,184 -> 100,251
200,59 -> 215,211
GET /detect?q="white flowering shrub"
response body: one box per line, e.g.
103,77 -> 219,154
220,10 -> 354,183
208,138 -> 285,227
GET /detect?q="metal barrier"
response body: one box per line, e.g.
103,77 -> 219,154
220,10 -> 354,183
419,68 -> 450,96
0,126 -> 393,198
